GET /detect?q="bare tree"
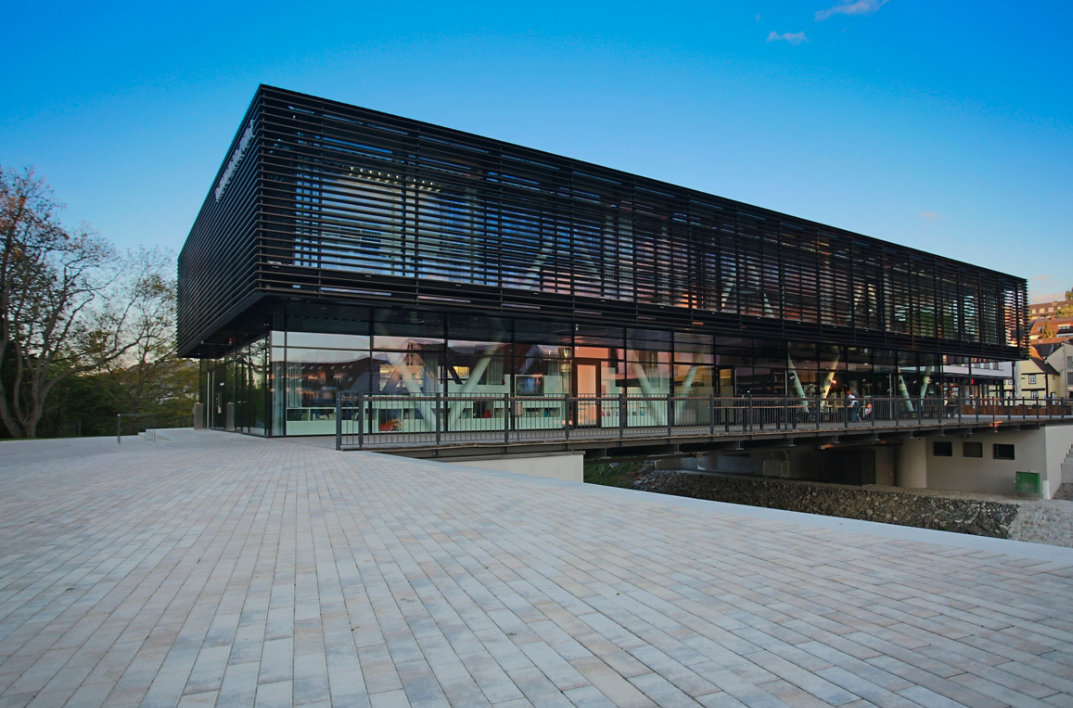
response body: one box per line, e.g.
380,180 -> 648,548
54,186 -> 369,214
0,166 -> 147,438
95,248 -> 195,417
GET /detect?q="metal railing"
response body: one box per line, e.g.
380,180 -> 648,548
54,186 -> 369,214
333,394 -> 1073,450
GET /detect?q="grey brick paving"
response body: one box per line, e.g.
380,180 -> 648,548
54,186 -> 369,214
3,431 -> 1073,706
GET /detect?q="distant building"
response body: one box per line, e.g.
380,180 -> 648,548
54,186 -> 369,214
1027,297 -> 1073,319
1018,347 -> 1059,400
1029,315 -> 1073,343
1019,293 -> 1073,398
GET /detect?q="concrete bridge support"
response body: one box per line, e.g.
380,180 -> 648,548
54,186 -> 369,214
896,437 -> 928,489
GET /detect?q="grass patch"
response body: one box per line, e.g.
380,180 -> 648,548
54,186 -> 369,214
584,458 -> 649,488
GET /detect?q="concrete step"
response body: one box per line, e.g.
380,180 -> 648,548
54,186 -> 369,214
1054,483 -> 1073,501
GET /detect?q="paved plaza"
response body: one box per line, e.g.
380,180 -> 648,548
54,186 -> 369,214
2,431 -> 1073,707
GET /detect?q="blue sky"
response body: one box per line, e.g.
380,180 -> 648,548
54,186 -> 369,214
3,1 -> 1070,301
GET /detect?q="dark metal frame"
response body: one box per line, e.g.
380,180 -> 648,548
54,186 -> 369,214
179,85 -> 1027,365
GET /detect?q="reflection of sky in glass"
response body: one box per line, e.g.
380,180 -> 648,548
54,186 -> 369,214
372,336 -> 445,349
283,349 -> 368,364
283,331 -> 370,349
446,340 -> 511,355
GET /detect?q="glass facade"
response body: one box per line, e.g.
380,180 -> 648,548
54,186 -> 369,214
196,302 -> 1008,436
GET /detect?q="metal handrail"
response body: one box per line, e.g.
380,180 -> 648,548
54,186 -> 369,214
116,413 -> 192,444
333,394 -> 1073,450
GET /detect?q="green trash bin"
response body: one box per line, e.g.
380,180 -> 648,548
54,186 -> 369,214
1016,471 -> 1040,497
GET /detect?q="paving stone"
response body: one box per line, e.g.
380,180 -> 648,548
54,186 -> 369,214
3,431 -> 1073,707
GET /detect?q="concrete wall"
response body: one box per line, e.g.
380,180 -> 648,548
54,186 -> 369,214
448,452 -> 584,483
1044,424 -> 1073,497
923,430 -> 1035,496
896,437 -> 928,489
631,422 -> 1073,498
875,445 -> 896,486
920,424 -> 1073,498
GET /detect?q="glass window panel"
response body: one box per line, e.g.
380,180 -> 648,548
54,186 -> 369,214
286,303 -> 371,335
675,349 -> 714,366
576,325 -> 624,347
373,309 -> 444,347
514,356 -> 570,395
286,331 -> 371,349
626,328 -> 671,350
514,318 -> 573,345
447,313 -> 510,343
993,444 -> 1015,460
447,353 -> 507,390
753,339 -> 786,370
715,336 -> 752,367
675,363 -> 713,395
674,331 -> 713,354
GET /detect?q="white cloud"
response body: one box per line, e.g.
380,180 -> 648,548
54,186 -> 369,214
766,31 -> 808,46
815,0 -> 889,21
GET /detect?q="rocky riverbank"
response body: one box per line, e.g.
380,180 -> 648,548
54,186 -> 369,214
632,470 -> 1073,548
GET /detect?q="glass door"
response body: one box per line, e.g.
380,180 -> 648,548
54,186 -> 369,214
575,360 -> 600,426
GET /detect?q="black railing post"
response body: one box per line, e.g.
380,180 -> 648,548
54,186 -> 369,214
335,397 -> 343,450
620,392 -> 627,441
504,393 -> 510,445
436,394 -> 442,447
667,394 -> 673,438
116,414 -> 122,444
709,393 -> 716,437
564,393 -> 570,441
357,394 -> 365,449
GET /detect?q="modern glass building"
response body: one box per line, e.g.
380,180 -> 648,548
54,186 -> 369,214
178,85 -> 1028,436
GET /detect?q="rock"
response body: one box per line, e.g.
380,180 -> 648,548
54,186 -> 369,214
634,471 -> 1020,539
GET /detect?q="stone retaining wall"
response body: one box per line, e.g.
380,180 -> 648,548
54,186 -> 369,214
634,471 -> 1019,539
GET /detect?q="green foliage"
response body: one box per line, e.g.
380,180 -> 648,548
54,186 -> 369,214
40,371 -> 121,437
38,359 -> 198,438
1,165 -> 193,438
584,458 -> 648,488
1056,287 -> 1073,317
